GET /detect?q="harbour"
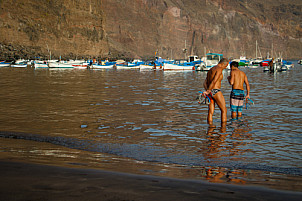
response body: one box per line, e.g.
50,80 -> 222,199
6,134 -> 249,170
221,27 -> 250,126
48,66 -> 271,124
0,62 -> 301,193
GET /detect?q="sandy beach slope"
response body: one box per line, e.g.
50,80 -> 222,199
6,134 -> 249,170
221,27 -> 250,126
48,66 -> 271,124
0,160 -> 301,201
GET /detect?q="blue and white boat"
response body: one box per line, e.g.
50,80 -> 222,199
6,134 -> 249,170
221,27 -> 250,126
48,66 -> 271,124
0,61 -> 11,67
163,55 -> 202,71
11,63 -> 27,68
116,62 -> 140,69
11,59 -> 28,68
90,61 -> 115,69
139,63 -> 154,71
163,60 -> 196,71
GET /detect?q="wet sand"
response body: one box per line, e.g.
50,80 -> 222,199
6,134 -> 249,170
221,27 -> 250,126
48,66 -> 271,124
0,160 -> 301,201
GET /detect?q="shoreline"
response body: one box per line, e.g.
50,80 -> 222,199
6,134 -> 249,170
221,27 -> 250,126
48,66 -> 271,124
1,160 -> 301,201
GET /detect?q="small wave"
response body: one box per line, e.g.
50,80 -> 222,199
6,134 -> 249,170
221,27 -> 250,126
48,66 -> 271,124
1,131 -> 301,176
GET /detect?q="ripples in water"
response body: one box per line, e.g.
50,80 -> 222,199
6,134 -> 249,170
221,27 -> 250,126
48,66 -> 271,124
0,63 -> 301,191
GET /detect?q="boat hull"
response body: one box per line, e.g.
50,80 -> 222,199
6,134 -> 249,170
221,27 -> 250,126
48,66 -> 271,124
90,64 -> 114,69
116,64 -> 140,69
139,65 -> 153,71
0,63 -> 10,67
11,64 -> 27,68
35,63 -> 49,68
163,63 -> 195,71
48,63 -> 74,68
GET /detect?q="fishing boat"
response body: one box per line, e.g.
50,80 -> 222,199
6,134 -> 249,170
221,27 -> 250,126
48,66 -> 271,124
163,60 -> 196,71
116,62 -> 140,69
162,55 -> 203,71
11,63 -> 27,68
90,62 -> 115,69
298,60 -> 302,65
48,62 -> 74,68
0,61 -> 11,67
34,61 -> 49,68
195,53 -> 223,71
139,64 -> 153,71
73,62 -> 89,69
35,63 -> 48,68
11,59 -> 28,68
282,61 -> 294,70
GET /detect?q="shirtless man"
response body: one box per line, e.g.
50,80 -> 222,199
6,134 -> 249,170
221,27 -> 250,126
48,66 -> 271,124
227,61 -> 250,119
203,58 -> 229,124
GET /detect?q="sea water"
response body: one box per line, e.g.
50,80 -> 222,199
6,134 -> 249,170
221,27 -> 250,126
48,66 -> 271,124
0,62 -> 301,191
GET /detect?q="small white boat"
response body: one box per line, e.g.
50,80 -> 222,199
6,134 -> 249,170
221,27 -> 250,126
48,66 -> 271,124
163,62 -> 195,71
34,61 -> 49,68
48,62 -> 74,68
35,63 -> 48,68
90,64 -> 114,69
139,64 -> 153,71
11,64 -> 27,68
116,62 -> 140,69
279,65 -> 288,72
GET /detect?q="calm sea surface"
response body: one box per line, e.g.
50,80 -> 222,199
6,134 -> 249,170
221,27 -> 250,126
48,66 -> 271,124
0,62 -> 301,191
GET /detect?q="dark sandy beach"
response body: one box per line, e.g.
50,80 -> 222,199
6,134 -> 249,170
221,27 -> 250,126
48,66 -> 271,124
0,160 -> 301,201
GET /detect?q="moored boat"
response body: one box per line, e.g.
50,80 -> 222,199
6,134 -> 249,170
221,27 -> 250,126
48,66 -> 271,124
163,61 -> 195,71
195,53 -> 223,71
34,60 -> 49,68
139,64 -> 153,71
48,62 -> 74,68
73,63 -> 89,69
116,62 -> 140,69
90,63 -> 115,69
11,64 -> 27,68
0,61 -> 11,67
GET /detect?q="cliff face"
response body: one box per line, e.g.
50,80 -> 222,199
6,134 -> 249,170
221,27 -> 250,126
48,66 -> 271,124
0,0 -> 301,60
0,0 -> 108,59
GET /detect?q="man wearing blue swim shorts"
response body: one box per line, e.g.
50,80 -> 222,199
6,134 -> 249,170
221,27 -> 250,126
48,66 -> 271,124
228,61 -> 250,119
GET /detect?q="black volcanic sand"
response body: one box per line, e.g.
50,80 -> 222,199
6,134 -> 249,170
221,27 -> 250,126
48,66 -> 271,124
0,161 -> 301,201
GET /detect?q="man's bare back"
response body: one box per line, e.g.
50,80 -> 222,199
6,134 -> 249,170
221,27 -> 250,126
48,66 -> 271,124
228,66 -> 250,96
204,65 -> 224,91
228,61 -> 250,118
229,68 -> 246,90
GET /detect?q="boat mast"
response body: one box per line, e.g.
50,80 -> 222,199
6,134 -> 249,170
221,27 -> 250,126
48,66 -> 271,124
255,40 -> 257,58
184,40 -> 187,59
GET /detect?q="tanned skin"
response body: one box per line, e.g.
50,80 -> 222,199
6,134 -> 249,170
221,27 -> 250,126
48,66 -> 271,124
227,63 -> 250,118
203,58 -> 229,124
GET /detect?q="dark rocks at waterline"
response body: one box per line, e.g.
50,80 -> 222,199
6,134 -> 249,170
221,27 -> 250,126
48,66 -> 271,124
0,43 -> 45,61
0,43 -> 88,61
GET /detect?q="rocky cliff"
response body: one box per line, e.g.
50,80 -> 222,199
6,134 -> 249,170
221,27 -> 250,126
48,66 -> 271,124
0,0 -> 301,60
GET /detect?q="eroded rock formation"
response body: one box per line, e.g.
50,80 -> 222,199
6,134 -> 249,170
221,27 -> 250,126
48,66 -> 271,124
0,0 -> 301,60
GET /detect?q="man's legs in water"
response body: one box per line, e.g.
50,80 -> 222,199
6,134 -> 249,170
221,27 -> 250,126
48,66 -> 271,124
207,98 -> 215,124
213,92 -> 227,123
232,112 -> 237,119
